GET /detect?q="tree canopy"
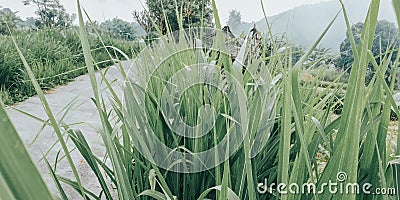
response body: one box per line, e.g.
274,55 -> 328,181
100,18 -> 138,40
336,20 -> 399,71
22,0 -> 75,28
227,9 -> 242,28
0,7 -> 21,34
133,0 -> 213,39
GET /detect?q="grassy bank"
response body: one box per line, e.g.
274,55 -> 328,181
0,28 -> 139,104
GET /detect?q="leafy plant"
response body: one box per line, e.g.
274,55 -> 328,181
100,18 -> 138,40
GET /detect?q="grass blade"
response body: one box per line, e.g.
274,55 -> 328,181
8,25 -> 87,199
45,159 -> 68,200
76,1 -> 146,199
0,101 -> 53,200
317,1 -> 381,199
393,0 -> 400,29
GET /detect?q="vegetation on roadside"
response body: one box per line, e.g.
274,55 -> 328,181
1,0 -> 400,200
0,0 -> 142,104
0,28 -> 140,104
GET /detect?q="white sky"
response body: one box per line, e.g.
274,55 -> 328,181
0,0 -> 332,24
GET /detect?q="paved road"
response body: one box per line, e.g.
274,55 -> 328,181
6,61 -> 135,199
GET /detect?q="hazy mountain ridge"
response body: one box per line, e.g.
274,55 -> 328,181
230,0 -> 397,52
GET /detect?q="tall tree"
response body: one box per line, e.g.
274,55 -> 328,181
133,0 -> 213,39
227,9 -> 242,28
337,20 -> 399,70
336,20 -> 399,83
0,7 -> 21,34
100,18 -> 138,40
22,0 -> 75,28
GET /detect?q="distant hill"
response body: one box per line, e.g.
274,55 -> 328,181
230,0 -> 397,52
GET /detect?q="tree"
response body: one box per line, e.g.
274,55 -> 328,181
227,9 -> 242,28
133,0 -> 213,39
22,0 -> 75,28
0,7 -> 21,34
100,18 -> 137,40
336,20 -> 399,71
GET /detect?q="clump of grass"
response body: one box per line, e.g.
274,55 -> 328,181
0,87 -> 13,105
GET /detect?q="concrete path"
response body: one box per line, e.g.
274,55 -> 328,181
5,61 -> 135,199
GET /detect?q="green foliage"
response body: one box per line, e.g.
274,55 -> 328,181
2,0 -> 400,200
0,7 -> 21,35
18,17 -> 38,29
227,9 -> 242,27
22,0 -> 75,28
0,28 -> 140,104
100,18 -> 137,40
261,36 -> 306,65
133,0 -> 213,38
394,0 -> 400,29
56,1 -> 398,199
307,65 -> 349,83
336,20 -> 399,81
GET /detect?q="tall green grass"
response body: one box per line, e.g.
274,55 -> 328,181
1,0 -> 400,199
0,28 -> 139,104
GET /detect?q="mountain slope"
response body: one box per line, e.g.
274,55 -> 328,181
230,0 -> 396,52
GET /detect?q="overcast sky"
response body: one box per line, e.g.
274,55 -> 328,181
0,0 -> 332,24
